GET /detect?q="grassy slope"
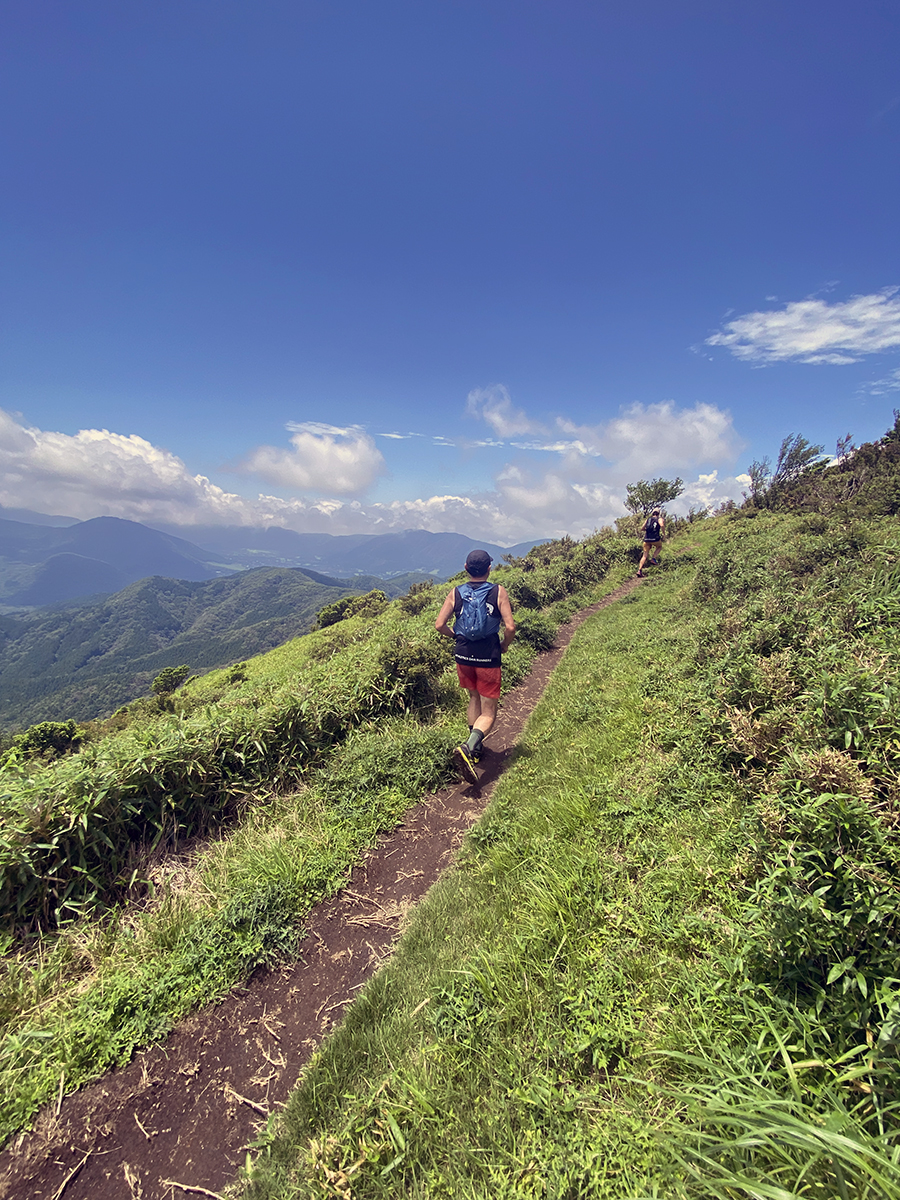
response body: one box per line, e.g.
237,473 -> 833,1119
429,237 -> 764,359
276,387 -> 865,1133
0,543 -> 633,1144
241,512 -> 900,1199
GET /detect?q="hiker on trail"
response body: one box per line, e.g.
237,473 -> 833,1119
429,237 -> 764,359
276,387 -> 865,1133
435,549 -> 515,784
637,509 -> 664,578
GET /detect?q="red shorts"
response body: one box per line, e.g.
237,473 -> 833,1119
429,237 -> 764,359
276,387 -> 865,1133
456,663 -> 502,699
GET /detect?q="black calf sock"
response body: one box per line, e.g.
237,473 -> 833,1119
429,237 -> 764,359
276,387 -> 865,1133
465,728 -> 484,755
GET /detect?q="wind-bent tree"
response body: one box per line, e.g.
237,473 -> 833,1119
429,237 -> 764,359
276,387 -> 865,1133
746,456 -> 772,505
747,434 -> 825,507
624,477 -> 684,516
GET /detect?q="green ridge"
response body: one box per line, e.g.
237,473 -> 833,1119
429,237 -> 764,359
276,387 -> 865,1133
240,505 -> 900,1197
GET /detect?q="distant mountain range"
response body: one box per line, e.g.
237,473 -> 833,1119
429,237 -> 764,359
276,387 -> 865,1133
0,566 -> 433,730
0,508 -> 542,609
0,515 -> 231,606
0,508 -> 544,728
148,523 -> 542,582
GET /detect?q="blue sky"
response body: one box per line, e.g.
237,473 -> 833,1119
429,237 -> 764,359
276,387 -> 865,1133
1,0 -> 899,542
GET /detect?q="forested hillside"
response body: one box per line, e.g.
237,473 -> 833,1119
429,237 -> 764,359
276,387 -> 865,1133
0,515 -> 231,605
0,567 -> 372,729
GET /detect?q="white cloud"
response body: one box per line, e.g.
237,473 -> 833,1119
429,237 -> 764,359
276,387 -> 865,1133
465,384 -> 545,437
0,400 -> 748,545
0,408 -> 249,523
861,367 -> 900,395
452,391 -> 746,537
376,392 -> 742,484
672,470 -> 750,513
242,422 -> 386,494
465,393 -> 743,479
706,288 -> 900,364
575,400 -> 742,476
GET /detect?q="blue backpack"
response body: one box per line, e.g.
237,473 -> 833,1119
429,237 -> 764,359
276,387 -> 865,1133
454,582 -> 502,641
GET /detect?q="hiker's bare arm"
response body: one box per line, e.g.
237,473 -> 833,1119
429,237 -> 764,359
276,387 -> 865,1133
497,585 -> 515,651
435,590 -> 457,639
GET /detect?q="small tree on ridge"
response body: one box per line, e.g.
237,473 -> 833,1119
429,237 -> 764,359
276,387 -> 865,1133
624,477 -> 684,517
152,665 -> 191,697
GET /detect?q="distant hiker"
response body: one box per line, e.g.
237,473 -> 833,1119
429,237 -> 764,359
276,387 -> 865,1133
435,549 -> 515,784
637,509 -> 664,578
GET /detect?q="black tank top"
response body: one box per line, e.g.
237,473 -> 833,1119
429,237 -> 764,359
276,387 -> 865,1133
453,584 -> 502,666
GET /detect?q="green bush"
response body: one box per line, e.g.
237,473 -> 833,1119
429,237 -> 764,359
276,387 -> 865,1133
747,784 -> 900,1052
346,590 -> 389,619
1,720 -> 82,765
513,610 -> 558,653
399,583 -> 434,616
314,595 -> 356,629
315,591 -> 388,628
151,665 -> 190,696
376,635 -> 452,710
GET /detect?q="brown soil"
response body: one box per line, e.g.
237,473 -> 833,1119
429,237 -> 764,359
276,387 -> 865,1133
0,578 -> 641,1200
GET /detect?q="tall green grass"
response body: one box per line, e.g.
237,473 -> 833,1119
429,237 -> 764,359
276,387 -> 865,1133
0,534 -> 636,937
240,551 -> 752,1197
238,512 -> 900,1198
0,537 -> 635,1143
0,626 -> 450,931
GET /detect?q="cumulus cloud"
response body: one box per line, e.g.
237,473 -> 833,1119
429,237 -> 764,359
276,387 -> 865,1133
565,400 -> 742,477
242,422 -> 386,494
706,288 -> 900,364
0,408 -> 253,524
674,470 -> 751,513
465,384 -> 545,437
0,399 -> 749,545
465,392 -> 743,480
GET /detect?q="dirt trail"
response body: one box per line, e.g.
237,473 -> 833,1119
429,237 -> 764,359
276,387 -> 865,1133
0,578 -> 641,1200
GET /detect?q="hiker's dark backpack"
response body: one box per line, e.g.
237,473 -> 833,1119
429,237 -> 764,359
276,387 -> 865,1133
645,516 -> 661,541
453,582 -> 502,641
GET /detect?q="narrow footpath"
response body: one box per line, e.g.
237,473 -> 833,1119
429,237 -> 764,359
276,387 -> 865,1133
0,578 -> 641,1200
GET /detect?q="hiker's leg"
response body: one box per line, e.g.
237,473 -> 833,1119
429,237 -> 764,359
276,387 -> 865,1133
463,668 -> 501,757
473,694 -> 499,735
638,542 -> 651,572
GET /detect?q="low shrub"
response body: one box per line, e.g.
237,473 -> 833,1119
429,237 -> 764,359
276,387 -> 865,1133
151,665 -> 190,697
3,720 -> 83,764
346,590 -> 389,619
747,784 -> 900,1054
376,635 -> 453,710
314,595 -> 356,629
399,583 -> 434,616
513,610 -> 558,653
